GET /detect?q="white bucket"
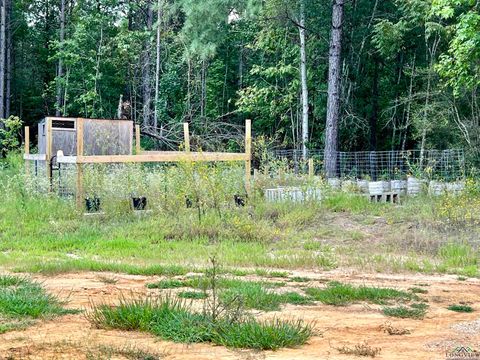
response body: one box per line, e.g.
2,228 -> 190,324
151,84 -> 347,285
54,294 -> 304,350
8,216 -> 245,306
265,187 -> 321,202
407,177 -> 426,196
369,181 -> 390,195
391,180 -> 407,194
356,180 -> 369,193
429,181 -> 446,196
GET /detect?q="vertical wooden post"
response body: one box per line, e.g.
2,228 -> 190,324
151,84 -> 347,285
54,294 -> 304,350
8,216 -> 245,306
245,119 -> 252,194
24,126 -> 30,177
76,118 -> 84,209
183,122 -> 190,152
308,158 -> 314,178
135,124 -> 141,154
45,118 -> 52,186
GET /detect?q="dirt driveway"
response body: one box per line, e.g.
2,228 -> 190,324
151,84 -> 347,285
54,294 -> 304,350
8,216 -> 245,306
0,270 -> 479,360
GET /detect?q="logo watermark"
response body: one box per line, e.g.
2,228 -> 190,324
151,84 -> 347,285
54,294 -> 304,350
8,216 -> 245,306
446,346 -> 480,359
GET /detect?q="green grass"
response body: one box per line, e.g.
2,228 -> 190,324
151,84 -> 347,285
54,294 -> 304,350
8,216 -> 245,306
382,303 -> 428,319
289,276 -> 311,283
147,277 -> 284,290
447,304 -> 474,313
1,157 -> 479,279
408,287 -> 428,294
88,295 -> 313,350
146,279 -> 185,289
220,281 -> 310,311
178,291 -> 208,300
147,276 -> 310,310
254,269 -> 290,278
305,282 -> 414,306
0,274 -> 73,332
14,259 -> 192,277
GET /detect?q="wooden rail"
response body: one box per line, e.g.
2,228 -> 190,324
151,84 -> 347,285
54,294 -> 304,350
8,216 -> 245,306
25,118 -> 253,209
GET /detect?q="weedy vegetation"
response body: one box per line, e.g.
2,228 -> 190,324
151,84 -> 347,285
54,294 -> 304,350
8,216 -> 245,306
382,303 -> 428,319
447,304 -> 474,313
305,282 -> 414,306
178,291 -> 208,300
0,274 -> 74,332
409,287 -> 428,294
336,342 -> 381,357
0,153 -> 478,279
89,259 -> 313,350
380,322 -> 411,335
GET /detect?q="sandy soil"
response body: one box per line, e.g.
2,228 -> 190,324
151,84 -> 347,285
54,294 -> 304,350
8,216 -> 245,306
0,269 -> 479,360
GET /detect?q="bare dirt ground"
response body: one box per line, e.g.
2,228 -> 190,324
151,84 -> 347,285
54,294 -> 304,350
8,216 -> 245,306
0,269 -> 479,360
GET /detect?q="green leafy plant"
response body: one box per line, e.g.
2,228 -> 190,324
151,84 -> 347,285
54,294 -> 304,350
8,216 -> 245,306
0,116 -> 23,155
447,304 -> 473,313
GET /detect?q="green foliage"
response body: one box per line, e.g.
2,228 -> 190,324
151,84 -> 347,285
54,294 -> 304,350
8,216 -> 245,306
0,275 -> 72,333
0,116 -> 23,155
178,291 -> 208,300
447,304 -> 474,313
305,282 -> 414,306
382,304 -> 427,319
89,295 -> 313,350
1,162 -> 479,279
220,281 -> 309,311
146,279 -> 185,289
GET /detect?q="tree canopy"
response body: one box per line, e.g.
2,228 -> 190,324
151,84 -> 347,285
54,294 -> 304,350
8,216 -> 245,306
0,0 -> 479,165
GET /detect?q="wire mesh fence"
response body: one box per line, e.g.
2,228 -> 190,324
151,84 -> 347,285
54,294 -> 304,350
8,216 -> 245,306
269,149 -> 465,181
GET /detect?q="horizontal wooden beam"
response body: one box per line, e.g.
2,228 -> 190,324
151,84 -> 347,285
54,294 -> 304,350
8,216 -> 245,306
57,151 -> 249,164
45,116 -> 78,122
45,116 -> 132,123
24,154 -> 47,161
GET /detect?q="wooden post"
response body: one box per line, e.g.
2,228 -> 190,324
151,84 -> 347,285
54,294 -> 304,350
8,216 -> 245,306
24,126 -> 30,177
183,122 -> 190,152
76,118 -> 84,209
135,124 -> 141,154
245,119 -> 252,194
308,158 -> 314,178
45,118 -> 52,186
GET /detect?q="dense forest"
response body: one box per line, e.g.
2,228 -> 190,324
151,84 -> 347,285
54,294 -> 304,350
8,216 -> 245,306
0,0 -> 479,165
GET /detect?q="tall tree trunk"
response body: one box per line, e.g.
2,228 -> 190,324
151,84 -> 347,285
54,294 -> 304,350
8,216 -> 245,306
402,55 -> 416,151
299,0 -> 309,161
0,0 -> 6,120
142,1 -> 153,127
420,36 -> 439,165
369,56 -> 379,151
238,46 -> 243,89
324,0 -> 345,178
200,59 -> 207,120
5,0 -> 10,117
55,0 -> 65,116
153,0 -> 162,129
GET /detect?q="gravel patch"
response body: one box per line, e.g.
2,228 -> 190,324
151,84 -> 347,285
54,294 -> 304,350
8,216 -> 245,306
451,318 -> 480,335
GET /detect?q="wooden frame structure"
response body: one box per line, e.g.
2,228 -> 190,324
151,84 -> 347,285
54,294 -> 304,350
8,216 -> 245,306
24,118 -> 252,208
